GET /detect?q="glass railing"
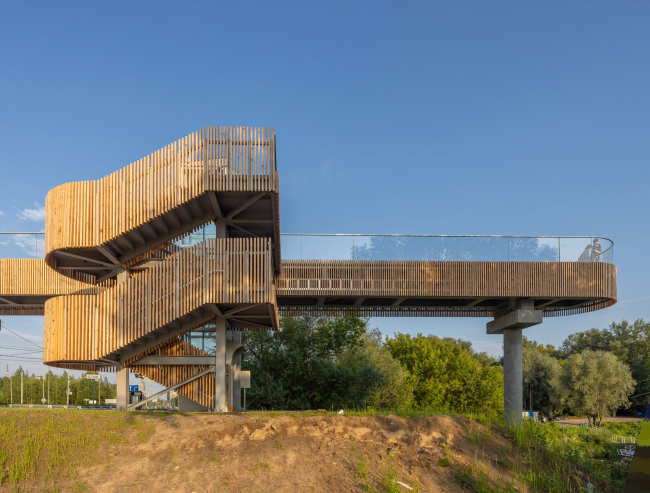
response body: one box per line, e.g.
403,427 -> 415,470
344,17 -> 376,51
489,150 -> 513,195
280,234 -> 614,264
0,232 -> 46,258
0,231 -> 615,264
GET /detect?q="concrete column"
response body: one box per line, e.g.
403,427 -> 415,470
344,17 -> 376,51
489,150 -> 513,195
215,315 -> 227,412
232,330 -> 242,411
503,328 -> 523,426
215,219 -> 228,238
116,365 -> 129,411
487,301 -> 541,427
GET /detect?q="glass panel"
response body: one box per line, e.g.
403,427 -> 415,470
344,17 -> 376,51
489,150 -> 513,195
0,233 -> 45,258
353,236 -> 405,261
457,237 -> 508,261
279,235 -> 615,264
510,237 -> 559,262
300,235 -> 353,260
561,237 -> 613,264
281,235 -> 303,260
404,236 -> 457,261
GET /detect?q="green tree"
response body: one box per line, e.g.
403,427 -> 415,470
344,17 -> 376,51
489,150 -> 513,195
559,350 -> 635,425
242,316 -> 382,410
560,319 -> 650,413
386,333 -> 503,418
522,347 -> 561,415
340,328 -> 414,409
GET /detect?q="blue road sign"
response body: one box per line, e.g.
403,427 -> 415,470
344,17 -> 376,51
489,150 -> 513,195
129,385 -> 139,392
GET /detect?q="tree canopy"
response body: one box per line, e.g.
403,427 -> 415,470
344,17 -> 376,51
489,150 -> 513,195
385,333 -> 503,418
522,347 -> 561,415
560,319 -> 649,412
559,350 -> 635,425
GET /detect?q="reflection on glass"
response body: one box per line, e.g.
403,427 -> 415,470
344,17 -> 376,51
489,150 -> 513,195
458,237 -> 508,261
280,235 -> 614,264
183,329 -> 217,355
509,238 -> 558,262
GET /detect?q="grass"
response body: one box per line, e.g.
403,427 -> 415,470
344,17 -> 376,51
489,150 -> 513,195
0,409 -> 155,487
249,459 -> 270,473
600,421 -> 642,437
504,420 -> 628,491
452,465 -> 474,490
354,456 -> 370,479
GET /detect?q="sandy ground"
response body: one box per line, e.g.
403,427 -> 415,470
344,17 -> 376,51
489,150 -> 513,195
7,412 -> 620,493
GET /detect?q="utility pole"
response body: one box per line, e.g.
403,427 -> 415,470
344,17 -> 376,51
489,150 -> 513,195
66,370 -> 70,406
7,365 -> 12,405
99,376 -> 101,406
21,371 -> 23,404
48,374 -> 50,405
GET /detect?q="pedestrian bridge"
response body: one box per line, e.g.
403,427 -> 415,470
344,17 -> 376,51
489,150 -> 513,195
0,126 -> 617,421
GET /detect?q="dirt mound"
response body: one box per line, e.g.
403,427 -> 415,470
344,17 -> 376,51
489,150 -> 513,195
3,411 -> 619,492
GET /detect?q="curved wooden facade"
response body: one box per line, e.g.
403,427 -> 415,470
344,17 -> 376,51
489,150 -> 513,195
43,238 -> 277,370
44,127 -> 280,281
0,259 -> 105,315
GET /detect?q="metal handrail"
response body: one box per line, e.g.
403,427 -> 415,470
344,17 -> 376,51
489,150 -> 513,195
0,232 -> 615,245
280,233 -> 614,244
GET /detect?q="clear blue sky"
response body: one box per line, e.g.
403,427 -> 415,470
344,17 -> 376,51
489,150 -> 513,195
1,1 -> 649,382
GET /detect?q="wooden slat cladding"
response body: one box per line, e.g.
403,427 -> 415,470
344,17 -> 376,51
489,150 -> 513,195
130,338 -> 215,409
43,238 -> 276,367
45,127 -> 277,255
277,260 -> 617,317
0,259 -> 100,296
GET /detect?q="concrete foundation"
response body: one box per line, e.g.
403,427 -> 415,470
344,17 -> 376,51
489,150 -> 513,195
215,315 -> 227,412
503,328 -> 523,426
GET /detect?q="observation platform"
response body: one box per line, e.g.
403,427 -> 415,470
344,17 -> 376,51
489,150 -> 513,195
0,126 -> 617,419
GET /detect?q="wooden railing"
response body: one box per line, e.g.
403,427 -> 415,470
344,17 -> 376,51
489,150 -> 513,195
0,259 -> 105,297
45,126 -> 277,255
129,337 -> 215,409
43,238 -> 275,366
277,260 -> 617,316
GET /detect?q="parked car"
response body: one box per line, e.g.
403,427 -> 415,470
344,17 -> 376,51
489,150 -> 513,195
554,414 -> 567,421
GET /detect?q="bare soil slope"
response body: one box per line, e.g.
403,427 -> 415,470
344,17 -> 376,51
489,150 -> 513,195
2,411 -> 618,493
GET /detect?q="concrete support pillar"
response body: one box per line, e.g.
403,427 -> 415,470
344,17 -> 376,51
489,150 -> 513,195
487,301 -> 541,427
215,219 -> 228,239
503,328 -> 523,426
116,365 -> 129,411
232,330 -> 242,411
215,315 -> 227,412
